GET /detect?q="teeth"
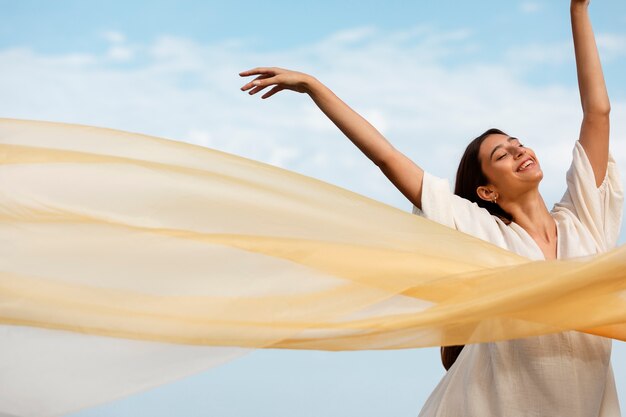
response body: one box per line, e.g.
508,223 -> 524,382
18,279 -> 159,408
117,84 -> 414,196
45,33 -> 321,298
518,160 -> 533,171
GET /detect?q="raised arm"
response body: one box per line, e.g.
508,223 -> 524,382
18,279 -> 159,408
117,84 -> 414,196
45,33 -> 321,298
240,67 -> 425,208
571,0 -> 610,186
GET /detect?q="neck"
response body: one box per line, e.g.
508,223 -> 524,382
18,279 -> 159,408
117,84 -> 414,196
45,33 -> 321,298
500,189 -> 556,242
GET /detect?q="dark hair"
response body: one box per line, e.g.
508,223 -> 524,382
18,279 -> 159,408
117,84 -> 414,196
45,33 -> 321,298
454,128 -> 513,223
440,345 -> 465,371
440,128 -> 513,371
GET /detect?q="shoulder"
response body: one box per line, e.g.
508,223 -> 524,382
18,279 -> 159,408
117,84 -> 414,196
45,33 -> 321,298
414,172 -> 535,253
553,140 -> 623,251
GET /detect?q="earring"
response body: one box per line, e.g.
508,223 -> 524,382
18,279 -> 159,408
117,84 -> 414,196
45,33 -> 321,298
493,196 -> 498,204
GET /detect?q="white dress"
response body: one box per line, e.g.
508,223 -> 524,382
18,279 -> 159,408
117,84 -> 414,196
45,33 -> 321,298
413,141 -> 624,417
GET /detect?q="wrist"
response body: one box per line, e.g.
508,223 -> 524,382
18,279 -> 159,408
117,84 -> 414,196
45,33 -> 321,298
304,75 -> 323,96
570,1 -> 589,13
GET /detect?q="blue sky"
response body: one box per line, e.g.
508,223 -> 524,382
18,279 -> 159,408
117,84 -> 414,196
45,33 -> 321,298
1,1 -> 626,416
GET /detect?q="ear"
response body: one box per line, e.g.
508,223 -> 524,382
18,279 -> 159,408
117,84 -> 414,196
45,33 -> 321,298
476,185 -> 497,203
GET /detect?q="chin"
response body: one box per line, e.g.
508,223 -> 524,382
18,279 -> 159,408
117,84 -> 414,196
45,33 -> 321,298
531,171 -> 544,185
521,169 -> 543,189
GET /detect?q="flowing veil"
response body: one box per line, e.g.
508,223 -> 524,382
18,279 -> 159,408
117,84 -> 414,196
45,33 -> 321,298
1,118 -> 625,417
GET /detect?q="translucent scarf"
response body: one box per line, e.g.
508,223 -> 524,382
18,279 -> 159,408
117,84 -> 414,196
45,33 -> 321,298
1,118 -> 624,417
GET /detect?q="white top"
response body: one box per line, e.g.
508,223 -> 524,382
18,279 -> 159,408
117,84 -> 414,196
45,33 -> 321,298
413,141 -> 624,417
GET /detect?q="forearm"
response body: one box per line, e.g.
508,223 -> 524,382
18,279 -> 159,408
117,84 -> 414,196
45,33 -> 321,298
571,3 -> 610,115
305,77 -> 397,167
240,66 -> 424,206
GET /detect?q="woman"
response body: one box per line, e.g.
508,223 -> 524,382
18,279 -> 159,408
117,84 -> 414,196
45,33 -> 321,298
240,0 -> 622,416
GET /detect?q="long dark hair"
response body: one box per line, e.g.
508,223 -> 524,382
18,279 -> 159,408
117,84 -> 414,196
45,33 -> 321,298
454,128 -> 513,223
440,128 -> 513,371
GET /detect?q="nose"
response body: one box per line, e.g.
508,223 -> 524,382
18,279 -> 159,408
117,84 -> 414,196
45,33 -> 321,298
512,145 -> 526,159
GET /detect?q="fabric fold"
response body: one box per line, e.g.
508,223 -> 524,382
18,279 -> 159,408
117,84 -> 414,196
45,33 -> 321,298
0,118 -> 625,416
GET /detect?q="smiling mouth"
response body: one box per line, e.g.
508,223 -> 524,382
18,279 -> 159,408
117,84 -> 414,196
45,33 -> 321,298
517,159 -> 535,172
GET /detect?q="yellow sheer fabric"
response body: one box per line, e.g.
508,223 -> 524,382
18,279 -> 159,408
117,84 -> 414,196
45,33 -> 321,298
2,118 -> 626,416
1,117 -> 626,350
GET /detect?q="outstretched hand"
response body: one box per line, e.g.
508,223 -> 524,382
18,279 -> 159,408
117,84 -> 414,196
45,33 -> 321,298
239,67 -> 314,99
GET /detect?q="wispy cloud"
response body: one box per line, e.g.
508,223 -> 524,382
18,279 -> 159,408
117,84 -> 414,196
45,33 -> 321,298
520,1 -> 542,14
107,45 -> 134,61
100,30 -> 136,62
101,30 -> 126,44
506,33 -> 626,67
597,33 -> 626,60
505,41 -> 572,66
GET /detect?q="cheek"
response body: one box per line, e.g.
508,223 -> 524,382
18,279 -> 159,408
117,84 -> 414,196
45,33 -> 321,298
480,162 -> 502,186
483,161 -> 521,189
481,163 -> 493,178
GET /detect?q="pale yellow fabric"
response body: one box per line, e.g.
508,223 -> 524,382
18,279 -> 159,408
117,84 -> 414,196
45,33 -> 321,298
0,118 -> 625,416
414,141 -> 623,417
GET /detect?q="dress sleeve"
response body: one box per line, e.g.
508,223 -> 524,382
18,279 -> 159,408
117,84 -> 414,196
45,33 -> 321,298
411,171 -> 509,246
553,141 -> 624,251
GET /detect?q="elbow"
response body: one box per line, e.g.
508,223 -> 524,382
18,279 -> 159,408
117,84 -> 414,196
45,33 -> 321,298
374,148 -> 399,169
583,102 -> 611,117
583,109 -> 611,123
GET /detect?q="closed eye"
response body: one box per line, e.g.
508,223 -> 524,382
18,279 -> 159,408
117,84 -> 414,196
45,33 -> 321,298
490,136 -> 523,161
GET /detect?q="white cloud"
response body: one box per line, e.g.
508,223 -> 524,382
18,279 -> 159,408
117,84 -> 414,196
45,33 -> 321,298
186,129 -> 214,147
597,33 -> 626,60
505,41 -> 572,66
324,27 -> 378,44
520,1 -> 542,13
0,26 -> 624,242
268,146 -> 301,167
102,30 -> 126,44
506,33 -> 626,67
101,30 -> 135,61
107,45 -> 134,61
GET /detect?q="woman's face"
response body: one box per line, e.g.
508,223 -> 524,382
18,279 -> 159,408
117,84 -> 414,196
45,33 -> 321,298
477,133 -> 543,203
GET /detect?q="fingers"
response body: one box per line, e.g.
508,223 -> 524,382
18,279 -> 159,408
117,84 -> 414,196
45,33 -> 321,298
241,76 -> 276,95
261,85 -> 284,99
239,67 -> 289,99
240,74 -> 273,92
239,67 -> 279,77
247,83 -> 271,95
238,67 -> 266,76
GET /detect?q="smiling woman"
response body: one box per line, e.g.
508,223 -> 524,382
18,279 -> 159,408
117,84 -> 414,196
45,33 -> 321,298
0,0 -> 625,417
239,0 -> 623,416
